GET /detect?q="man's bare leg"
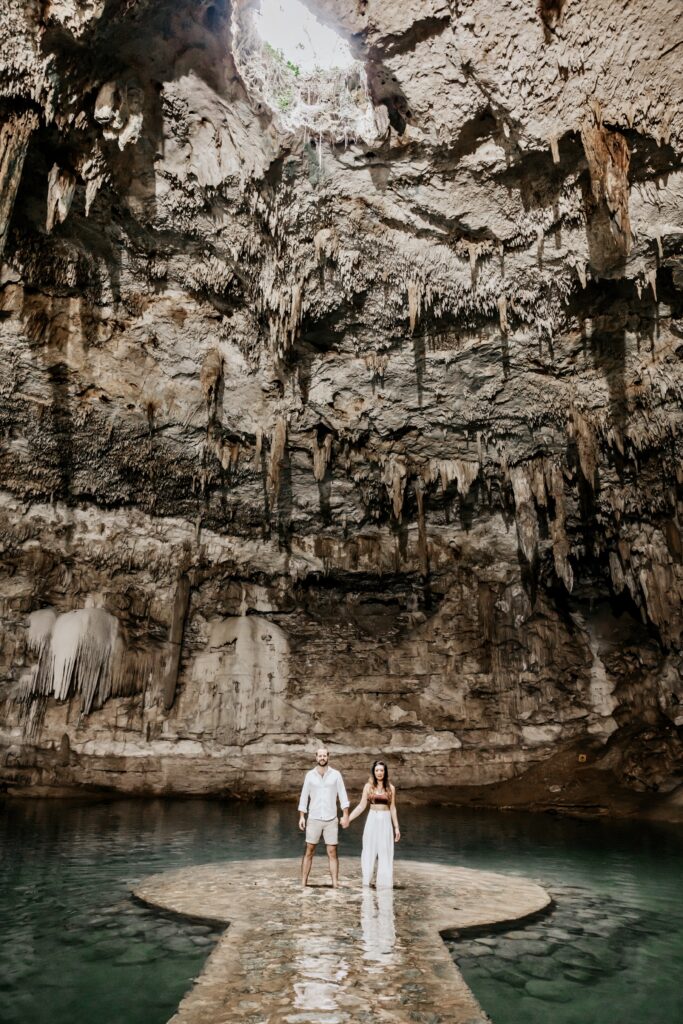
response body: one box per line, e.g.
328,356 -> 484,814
326,844 -> 339,887
301,842 -> 316,888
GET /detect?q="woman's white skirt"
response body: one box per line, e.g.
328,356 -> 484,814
361,810 -> 394,888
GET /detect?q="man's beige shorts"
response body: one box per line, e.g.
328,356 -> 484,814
305,817 -> 339,845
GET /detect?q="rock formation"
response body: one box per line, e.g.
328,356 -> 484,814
0,0 -> 681,816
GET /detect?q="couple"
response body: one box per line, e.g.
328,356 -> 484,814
298,746 -> 400,889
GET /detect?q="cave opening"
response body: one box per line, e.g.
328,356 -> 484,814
253,0 -> 355,73
232,0 -> 381,142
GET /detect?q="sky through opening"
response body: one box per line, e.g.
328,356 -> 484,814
254,0 -> 355,74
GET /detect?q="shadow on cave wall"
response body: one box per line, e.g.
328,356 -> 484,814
581,280 -> 628,432
47,362 -> 74,499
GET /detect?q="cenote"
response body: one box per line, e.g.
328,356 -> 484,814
1,799 -> 682,1024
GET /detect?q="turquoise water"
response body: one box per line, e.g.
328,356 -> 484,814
1,799 -> 682,1024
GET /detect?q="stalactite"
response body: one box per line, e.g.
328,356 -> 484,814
569,408 -> 598,489
56,611 -> 115,707
527,458 -> 547,508
581,117 -> 632,256
18,696 -> 48,741
382,455 -> 408,520
510,464 -> 539,563
497,294 -> 509,335
289,281 -> 303,340
508,453 -> 576,591
664,520 -> 682,561
200,347 -> 223,421
611,528 -> 682,641
27,608 -> 57,653
314,226 -> 338,263
45,164 -> 76,232
312,432 -> 333,482
21,605 -> 165,726
609,550 -> 626,593
538,0 -> 567,30
22,607 -> 120,714
544,461 -> 574,591
407,279 -> 422,334
79,144 -> 108,217
656,112 -> 676,152
576,263 -> 588,289
425,459 -> 479,497
254,427 -> 263,467
219,441 -> 240,472
364,352 -> 389,385
268,418 -> 287,500
267,280 -> 305,356
0,110 -> 39,258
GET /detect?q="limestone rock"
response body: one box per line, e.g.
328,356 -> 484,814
0,0 -> 681,813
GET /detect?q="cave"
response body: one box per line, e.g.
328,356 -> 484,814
1,0 -> 683,1016
2,0 -> 682,815
1,0 -> 682,812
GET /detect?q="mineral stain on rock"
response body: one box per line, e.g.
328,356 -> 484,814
0,0 -> 682,815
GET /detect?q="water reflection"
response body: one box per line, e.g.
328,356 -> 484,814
290,901 -> 349,1022
361,888 -> 396,966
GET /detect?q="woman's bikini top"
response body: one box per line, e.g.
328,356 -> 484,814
370,788 -> 390,805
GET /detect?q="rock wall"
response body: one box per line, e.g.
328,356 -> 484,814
0,0 -> 682,815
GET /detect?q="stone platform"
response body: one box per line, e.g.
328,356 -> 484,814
132,858 -> 551,1024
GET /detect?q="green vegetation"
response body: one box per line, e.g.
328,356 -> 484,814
277,89 -> 293,111
236,30 -> 372,142
264,42 -> 300,77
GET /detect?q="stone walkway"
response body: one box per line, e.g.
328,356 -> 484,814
132,858 -> 551,1024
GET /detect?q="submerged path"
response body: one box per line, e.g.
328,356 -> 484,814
132,858 -> 551,1024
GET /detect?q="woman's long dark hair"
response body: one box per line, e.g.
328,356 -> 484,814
368,759 -> 392,801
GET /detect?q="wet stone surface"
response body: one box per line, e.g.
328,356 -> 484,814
132,858 -> 551,1024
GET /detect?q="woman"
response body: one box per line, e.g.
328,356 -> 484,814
346,760 -> 400,888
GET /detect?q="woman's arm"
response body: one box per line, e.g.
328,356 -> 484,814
347,783 -> 370,823
390,785 -> 400,842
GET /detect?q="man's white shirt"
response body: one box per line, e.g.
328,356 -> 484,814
298,767 -> 349,820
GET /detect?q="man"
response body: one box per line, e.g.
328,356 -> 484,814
298,746 -> 350,888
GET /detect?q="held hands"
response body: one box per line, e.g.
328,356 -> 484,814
339,811 -> 350,829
